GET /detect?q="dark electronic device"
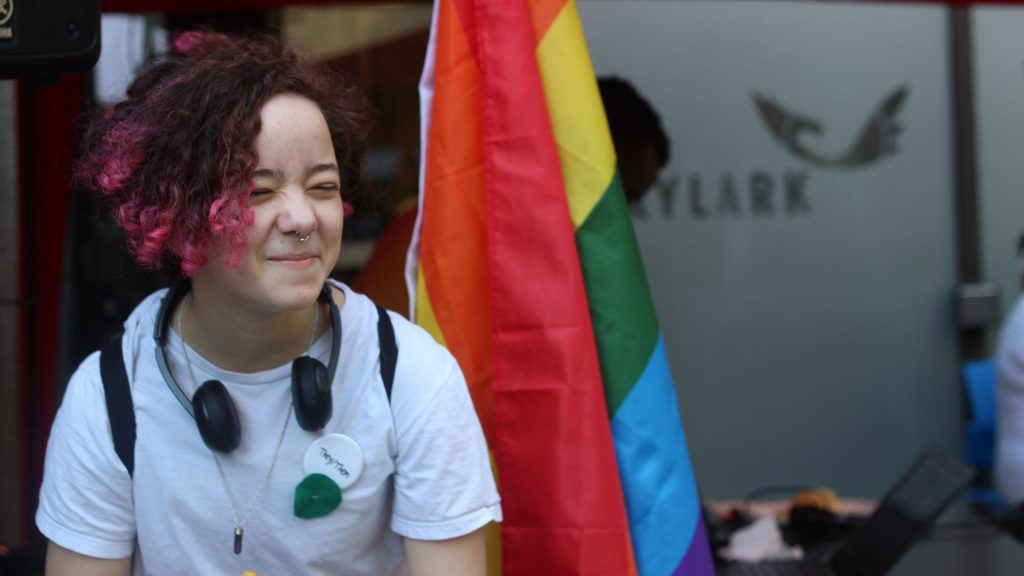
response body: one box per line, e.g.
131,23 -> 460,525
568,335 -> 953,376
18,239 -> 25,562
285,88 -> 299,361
719,447 -> 974,576
0,0 -> 100,79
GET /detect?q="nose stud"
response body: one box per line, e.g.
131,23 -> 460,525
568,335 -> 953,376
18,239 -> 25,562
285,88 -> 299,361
297,231 -> 311,243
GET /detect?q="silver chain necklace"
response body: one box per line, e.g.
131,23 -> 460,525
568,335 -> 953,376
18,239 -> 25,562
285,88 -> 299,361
179,294 -> 319,555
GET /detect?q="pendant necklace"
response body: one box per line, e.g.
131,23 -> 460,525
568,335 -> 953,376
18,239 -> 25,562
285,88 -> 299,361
179,294 -> 320,555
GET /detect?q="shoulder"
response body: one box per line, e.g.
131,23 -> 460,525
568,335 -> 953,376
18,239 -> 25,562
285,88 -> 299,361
54,346 -> 124,454
117,286 -> 173,363
334,280 -> 464,410
55,286 -> 170,430
381,304 -> 462,400
999,297 -> 1024,386
1000,298 -> 1024,354
331,279 -> 455,369
63,350 -> 107,415
389,313 -> 456,365
1003,298 -> 1024,333
125,287 -> 171,334
388,312 -> 471,442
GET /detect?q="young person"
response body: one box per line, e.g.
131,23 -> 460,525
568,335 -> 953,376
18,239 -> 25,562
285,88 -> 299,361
36,29 -> 500,576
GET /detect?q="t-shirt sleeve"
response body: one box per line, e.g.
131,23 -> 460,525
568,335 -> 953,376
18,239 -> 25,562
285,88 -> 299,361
36,351 -> 137,559
389,320 -> 502,540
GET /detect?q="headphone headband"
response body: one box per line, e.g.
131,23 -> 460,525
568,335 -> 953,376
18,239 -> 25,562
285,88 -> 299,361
153,281 -> 343,421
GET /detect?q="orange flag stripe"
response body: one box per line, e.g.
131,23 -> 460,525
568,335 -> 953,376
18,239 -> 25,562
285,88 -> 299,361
418,0 -> 495,443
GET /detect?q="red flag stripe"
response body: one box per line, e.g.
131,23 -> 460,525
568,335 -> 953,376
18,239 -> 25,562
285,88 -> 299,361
469,0 -> 636,572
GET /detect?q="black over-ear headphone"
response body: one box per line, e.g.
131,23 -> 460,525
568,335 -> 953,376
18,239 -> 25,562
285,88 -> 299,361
153,281 -> 342,453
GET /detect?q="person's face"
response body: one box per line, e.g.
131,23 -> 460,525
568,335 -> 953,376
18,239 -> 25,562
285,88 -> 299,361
200,92 -> 343,314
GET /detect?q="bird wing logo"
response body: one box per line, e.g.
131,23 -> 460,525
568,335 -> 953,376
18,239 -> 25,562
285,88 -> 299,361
753,85 -> 909,168
0,0 -> 12,27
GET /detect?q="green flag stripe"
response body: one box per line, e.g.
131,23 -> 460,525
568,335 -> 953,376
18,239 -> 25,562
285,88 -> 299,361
576,170 -> 659,415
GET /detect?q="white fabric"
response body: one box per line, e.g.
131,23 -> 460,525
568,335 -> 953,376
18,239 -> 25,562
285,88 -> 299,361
95,15 -> 148,106
409,0 -> 439,322
997,296 -> 1024,507
37,281 -> 501,575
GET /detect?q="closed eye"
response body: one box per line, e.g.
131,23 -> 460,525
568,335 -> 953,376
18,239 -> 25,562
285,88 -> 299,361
312,182 -> 340,193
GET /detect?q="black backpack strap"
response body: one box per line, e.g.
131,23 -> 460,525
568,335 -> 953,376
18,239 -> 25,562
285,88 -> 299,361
376,304 -> 398,402
100,337 -> 136,478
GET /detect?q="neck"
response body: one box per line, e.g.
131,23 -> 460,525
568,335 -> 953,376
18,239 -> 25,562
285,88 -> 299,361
180,279 -> 324,373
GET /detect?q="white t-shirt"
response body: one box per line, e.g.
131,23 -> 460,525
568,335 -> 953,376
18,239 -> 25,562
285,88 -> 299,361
997,295 -> 1024,507
37,281 -> 501,575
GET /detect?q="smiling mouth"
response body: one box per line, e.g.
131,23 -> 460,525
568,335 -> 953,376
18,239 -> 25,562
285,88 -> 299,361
271,255 -> 318,267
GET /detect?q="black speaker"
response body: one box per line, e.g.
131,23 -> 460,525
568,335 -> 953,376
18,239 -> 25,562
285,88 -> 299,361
0,0 -> 100,79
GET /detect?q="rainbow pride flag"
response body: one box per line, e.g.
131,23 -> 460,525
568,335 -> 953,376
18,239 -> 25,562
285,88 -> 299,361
408,0 -> 714,573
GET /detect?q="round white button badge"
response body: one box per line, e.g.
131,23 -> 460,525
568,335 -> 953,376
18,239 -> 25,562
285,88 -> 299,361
303,434 -> 364,489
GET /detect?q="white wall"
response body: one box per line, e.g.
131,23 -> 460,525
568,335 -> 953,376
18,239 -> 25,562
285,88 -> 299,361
975,8 -> 1024,328
580,0 -> 961,498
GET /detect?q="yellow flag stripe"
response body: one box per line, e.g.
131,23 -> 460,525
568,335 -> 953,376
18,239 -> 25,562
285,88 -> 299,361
415,266 -> 448,348
535,0 -> 616,229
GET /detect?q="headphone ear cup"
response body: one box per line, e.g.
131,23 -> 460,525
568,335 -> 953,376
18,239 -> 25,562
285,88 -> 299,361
292,356 -> 332,431
192,380 -> 241,453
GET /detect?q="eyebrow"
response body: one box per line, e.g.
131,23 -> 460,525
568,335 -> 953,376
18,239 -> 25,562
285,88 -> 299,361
251,163 -> 339,180
306,163 -> 340,178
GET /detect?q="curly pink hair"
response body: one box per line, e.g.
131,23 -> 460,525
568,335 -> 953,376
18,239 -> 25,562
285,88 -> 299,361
75,30 -> 370,276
